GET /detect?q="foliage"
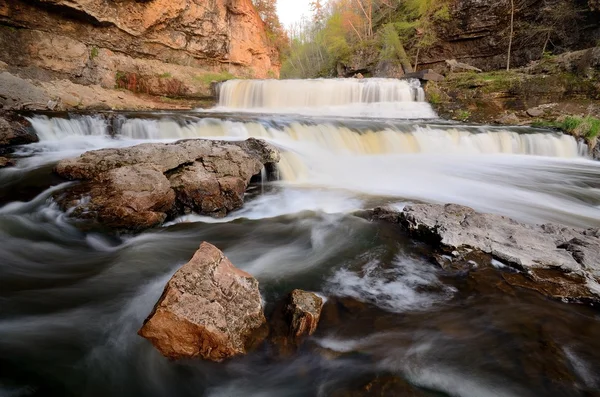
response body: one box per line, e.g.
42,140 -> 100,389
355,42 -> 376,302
456,110 -> 471,122
281,0 -> 452,78
90,46 -> 99,60
252,0 -> 289,60
559,116 -> 600,139
157,72 -> 173,78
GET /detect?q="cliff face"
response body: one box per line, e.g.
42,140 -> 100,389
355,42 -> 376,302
420,0 -> 600,71
0,0 -> 279,109
339,0 -> 600,77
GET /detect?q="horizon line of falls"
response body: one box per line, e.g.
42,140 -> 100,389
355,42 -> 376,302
214,78 -> 437,119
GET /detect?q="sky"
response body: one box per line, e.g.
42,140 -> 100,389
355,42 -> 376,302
276,0 -> 314,29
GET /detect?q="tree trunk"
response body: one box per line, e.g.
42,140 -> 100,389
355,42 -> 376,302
506,0 -> 515,71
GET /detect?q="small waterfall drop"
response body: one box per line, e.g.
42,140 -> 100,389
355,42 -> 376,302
215,78 -> 437,119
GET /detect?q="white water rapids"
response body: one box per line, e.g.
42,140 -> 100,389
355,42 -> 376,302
12,108 -> 598,227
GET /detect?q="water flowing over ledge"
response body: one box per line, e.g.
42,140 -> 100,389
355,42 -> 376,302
213,78 -> 437,119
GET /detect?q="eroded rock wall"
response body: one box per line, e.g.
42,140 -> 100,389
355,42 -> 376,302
0,0 -> 279,107
421,0 -> 600,72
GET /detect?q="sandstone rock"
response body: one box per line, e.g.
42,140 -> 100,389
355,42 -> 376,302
368,204 -> 600,302
0,156 -> 15,168
496,113 -> 521,125
139,242 -> 267,361
269,290 -> 324,356
526,107 -> 545,117
0,0 -> 279,107
0,114 -> 38,147
54,138 -> 279,229
59,165 -> 176,230
445,59 -> 483,73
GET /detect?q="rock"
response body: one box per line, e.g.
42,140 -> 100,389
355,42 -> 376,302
496,113 -> 521,125
0,0 -> 279,109
0,114 -> 38,147
332,375 -> 428,397
58,165 -> 176,230
0,156 -> 15,168
138,242 -> 267,361
353,73 -> 364,79
526,107 -> 545,117
369,204 -> 600,302
54,138 -> 279,230
269,290 -> 324,356
445,59 -> 483,73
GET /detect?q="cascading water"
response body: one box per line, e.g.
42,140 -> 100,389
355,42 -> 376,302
3,78 -> 600,397
214,78 -> 437,118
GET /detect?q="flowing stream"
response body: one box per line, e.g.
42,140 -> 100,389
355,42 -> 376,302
1,78 -> 600,397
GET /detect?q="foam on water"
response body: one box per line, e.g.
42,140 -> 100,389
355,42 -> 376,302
17,114 -> 600,227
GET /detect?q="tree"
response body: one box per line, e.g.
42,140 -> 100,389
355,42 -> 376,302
506,0 -> 515,70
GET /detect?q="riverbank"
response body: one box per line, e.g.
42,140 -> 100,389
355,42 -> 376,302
425,48 -> 600,150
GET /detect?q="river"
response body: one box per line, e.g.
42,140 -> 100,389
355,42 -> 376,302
1,78 -> 599,397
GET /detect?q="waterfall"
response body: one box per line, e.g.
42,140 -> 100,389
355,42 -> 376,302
214,78 -> 437,119
27,115 -> 587,184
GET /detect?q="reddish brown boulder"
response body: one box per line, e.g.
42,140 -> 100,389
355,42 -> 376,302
269,289 -> 324,356
54,138 -> 279,229
57,164 -> 176,231
138,242 -> 267,362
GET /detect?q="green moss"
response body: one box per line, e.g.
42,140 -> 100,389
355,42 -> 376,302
90,46 -> 99,60
456,110 -> 471,122
157,72 -> 172,78
545,116 -> 600,140
194,71 -> 236,85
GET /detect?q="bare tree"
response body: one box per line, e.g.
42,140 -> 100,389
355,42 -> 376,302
507,0 -> 515,70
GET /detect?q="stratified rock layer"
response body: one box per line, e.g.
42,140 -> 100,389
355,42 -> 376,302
368,204 -> 600,302
138,242 -> 267,361
0,0 -> 279,109
54,138 -> 279,229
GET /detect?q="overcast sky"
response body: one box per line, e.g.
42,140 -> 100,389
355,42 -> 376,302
276,0 -> 313,28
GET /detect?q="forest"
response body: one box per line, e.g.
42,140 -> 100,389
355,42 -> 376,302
254,0 -> 596,79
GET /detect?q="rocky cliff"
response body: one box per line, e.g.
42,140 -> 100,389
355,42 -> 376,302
0,0 -> 279,110
422,0 -> 600,71
339,0 -> 600,77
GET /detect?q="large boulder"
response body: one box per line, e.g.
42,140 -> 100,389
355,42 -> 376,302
0,114 -> 38,147
54,138 -> 279,229
60,165 -> 176,230
269,289 -> 324,356
367,204 -> 600,303
138,242 -> 268,362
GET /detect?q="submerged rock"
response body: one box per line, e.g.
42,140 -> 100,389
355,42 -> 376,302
269,290 -> 324,356
138,242 -> 268,362
331,375 -> 428,397
0,156 -> 15,168
54,138 -> 279,229
368,204 -> 600,303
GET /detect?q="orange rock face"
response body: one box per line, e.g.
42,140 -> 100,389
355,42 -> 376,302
0,0 -> 279,103
139,242 -> 268,362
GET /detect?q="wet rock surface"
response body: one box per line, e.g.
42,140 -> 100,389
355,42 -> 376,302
366,204 -> 600,302
138,242 -> 267,362
269,290 -> 324,356
0,113 -> 37,148
0,156 -> 14,168
54,138 -> 279,229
